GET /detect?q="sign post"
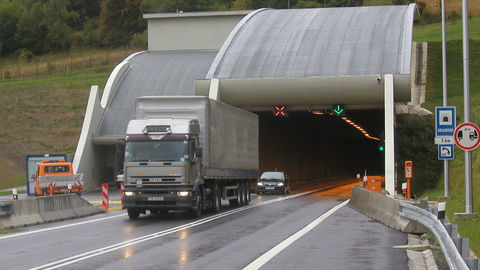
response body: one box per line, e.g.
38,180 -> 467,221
404,161 -> 413,199
454,122 -> 479,217
435,106 -> 456,197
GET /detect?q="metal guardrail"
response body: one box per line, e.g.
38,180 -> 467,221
398,202 -> 468,270
0,202 -> 14,216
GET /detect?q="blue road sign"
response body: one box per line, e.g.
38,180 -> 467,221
435,107 -> 456,136
438,144 -> 454,160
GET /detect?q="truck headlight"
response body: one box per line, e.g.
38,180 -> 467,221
277,182 -> 284,187
177,191 -> 191,197
124,191 -> 134,196
257,182 -> 263,186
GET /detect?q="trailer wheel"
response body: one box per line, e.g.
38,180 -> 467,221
242,182 -> 249,205
213,184 -> 221,213
245,182 -> 250,205
191,189 -> 203,217
127,209 -> 140,220
239,182 -> 245,206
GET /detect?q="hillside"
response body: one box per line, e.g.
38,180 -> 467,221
0,48 -> 141,190
413,19 -> 480,255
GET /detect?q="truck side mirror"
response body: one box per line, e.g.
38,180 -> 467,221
196,147 -> 203,158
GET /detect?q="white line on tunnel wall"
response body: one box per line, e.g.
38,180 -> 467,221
29,185 -> 344,270
243,199 -> 350,270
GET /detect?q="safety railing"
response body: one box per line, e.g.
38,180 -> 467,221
398,202 -> 469,270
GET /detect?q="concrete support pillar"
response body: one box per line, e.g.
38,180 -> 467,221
209,78 -> 220,101
384,74 -> 395,196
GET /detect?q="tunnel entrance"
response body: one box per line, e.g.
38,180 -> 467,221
257,110 -> 385,182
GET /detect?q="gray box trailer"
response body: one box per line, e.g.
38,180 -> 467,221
123,96 -> 258,219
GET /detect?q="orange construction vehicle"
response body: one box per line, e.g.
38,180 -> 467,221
33,160 -> 83,196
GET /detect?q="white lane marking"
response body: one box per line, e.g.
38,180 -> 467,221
0,213 -> 126,241
243,199 -> 350,270
30,186 -> 339,270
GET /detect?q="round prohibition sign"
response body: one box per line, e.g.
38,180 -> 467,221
454,122 -> 480,151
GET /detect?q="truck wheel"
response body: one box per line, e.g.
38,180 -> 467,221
242,182 -> 249,205
213,185 -> 221,213
239,183 -> 245,206
191,190 -> 203,217
127,209 -> 140,220
245,182 -> 250,205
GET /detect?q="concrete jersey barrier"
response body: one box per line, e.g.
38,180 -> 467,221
348,185 -> 427,233
0,194 -> 103,229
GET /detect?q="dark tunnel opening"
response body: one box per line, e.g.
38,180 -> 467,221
257,110 -> 385,182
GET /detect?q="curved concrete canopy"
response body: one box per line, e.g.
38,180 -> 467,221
97,50 -> 217,138
208,5 -> 415,79
201,5 -> 416,107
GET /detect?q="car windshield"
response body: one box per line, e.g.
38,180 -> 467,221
125,140 -> 188,162
260,172 -> 285,181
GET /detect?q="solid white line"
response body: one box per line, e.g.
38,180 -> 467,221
243,199 -> 350,270
0,213 -> 126,241
29,186 -> 339,270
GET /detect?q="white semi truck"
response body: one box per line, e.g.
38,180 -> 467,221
122,96 -> 258,219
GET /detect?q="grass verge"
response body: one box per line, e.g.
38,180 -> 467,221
418,36 -> 480,255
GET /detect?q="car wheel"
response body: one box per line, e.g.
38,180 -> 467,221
127,208 -> 140,220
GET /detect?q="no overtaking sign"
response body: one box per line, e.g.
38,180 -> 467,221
454,122 -> 480,151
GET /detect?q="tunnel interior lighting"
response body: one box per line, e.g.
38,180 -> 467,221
340,116 -> 380,141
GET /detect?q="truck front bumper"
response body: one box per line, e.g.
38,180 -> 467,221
122,187 -> 195,210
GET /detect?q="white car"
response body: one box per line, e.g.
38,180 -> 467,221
115,169 -> 124,187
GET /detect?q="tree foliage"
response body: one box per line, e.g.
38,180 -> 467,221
395,114 -> 442,197
0,0 -> 410,57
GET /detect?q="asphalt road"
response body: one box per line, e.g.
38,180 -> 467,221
0,179 -> 407,270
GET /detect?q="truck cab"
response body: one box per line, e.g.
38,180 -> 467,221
122,119 -> 203,219
33,160 -> 82,196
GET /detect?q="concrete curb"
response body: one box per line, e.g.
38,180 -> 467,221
348,185 -> 427,233
0,194 -> 103,229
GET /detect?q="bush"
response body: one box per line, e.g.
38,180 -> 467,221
18,49 -> 34,62
129,31 -> 147,48
395,114 -> 442,196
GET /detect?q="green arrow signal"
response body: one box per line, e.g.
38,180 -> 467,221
333,105 -> 344,115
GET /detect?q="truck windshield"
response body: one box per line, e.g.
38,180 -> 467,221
125,140 -> 188,162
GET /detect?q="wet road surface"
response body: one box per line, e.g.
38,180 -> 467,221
0,178 -> 407,269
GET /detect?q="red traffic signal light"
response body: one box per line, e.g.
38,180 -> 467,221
274,106 -> 288,117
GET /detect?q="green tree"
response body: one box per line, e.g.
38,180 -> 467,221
0,1 -> 25,55
99,0 -> 144,47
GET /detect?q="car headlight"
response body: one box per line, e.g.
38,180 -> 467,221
277,182 -> 284,187
257,182 -> 264,186
177,191 -> 191,197
124,191 -> 134,196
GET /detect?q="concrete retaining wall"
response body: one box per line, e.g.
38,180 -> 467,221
348,185 -> 427,233
0,194 -> 103,229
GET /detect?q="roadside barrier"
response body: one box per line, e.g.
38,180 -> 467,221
102,183 -> 109,211
0,194 -> 103,229
348,185 -> 426,233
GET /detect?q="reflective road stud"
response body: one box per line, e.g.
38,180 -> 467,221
102,183 -> 109,211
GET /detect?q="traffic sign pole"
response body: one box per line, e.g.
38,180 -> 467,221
435,107 -> 456,198
462,0 -> 473,215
